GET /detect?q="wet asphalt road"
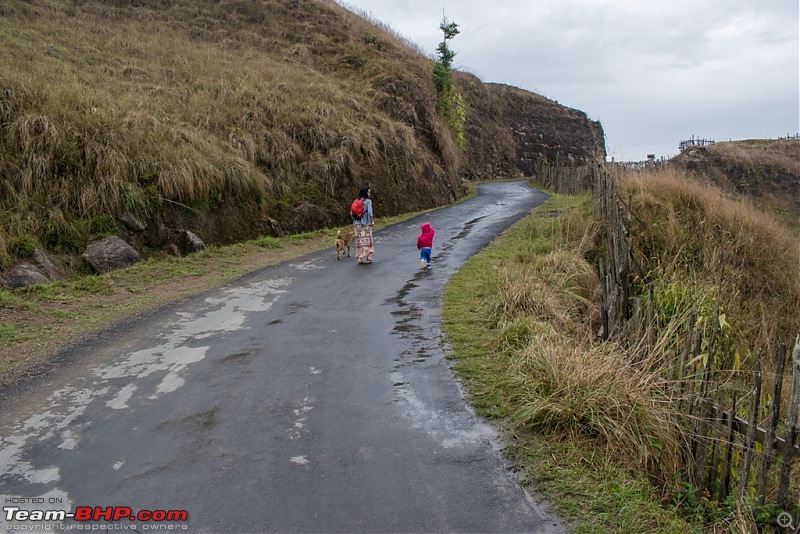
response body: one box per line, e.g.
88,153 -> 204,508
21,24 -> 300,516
0,180 -> 563,533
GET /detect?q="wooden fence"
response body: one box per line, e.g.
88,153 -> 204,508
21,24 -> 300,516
529,162 -> 598,196
531,162 -> 800,516
679,136 -> 716,151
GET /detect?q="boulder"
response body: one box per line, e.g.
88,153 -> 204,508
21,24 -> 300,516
269,218 -> 283,237
0,262 -> 50,289
82,236 -> 141,273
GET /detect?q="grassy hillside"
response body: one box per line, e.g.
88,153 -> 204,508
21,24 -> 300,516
0,0 -> 461,264
621,166 -> 800,353
0,0 -> 604,276
670,138 -> 800,229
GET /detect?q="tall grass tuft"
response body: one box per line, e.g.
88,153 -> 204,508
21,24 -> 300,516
494,249 -> 598,337
510,338 -> 686,485
0,227 -> 9,269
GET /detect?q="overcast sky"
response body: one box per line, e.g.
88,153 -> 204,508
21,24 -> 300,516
337,1 -> 799,162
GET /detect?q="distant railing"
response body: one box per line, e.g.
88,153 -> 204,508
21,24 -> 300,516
679,135 -> 715,152
678,133 -> 799,152
611,159 -> 668,170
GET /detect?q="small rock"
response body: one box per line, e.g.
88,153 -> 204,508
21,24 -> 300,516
119,212 -> 147,232
175,230 -> 206,256
31,249 -> 62,280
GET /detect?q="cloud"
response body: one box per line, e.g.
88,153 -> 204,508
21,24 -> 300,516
338,0 -> 799,160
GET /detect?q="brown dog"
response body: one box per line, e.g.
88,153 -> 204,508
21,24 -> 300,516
335,228 -> 354,259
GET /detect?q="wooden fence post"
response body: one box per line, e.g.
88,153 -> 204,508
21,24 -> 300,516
718,393 -> 737,501
757,344 -> 788,506
777,336 -> 800,510
738,354 -> 762,500
677,314 -> 696,413
694,357 -> 713,495
645,284 -> 654,358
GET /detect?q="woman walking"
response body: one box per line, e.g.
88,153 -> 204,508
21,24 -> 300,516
353,185 -> 374,264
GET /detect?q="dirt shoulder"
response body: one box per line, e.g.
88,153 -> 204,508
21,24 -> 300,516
0,228 -> 346,388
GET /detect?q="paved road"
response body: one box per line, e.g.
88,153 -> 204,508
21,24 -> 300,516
0,180 -> 562,533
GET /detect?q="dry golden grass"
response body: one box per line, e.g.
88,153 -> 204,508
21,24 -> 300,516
707,139 -> 800,177
0,0 -> 461,264
672,139 -> 800,230
495,249 -> 599,337
619,166 -> 800,357
510,337 -> 687,485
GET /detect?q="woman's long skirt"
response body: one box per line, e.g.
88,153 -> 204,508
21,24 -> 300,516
354,224 -> 374,262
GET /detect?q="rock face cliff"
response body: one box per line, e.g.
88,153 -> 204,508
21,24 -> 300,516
459,76 -> 606,181
0,0 -> 605,275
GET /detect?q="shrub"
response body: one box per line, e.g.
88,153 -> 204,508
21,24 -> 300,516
511,341 -> 685,485
8,234 -> 38,258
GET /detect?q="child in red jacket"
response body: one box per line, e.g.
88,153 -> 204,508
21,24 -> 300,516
416,222 -> 435,269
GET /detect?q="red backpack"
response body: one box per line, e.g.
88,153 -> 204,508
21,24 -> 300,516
350,198 -> 364,220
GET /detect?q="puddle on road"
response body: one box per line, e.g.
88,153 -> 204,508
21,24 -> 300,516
452,216 -> 485,240
385,254 -> 497,452
390,368 -> 496,450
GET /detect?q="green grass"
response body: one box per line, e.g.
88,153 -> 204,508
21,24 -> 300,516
289,231 -> 319,241
252,236 -> 283,249
442,192 -> 693,533
507,437 -> 689,533
73,275 -> 116,295
0,288 -> 20,306
0,323 -> 24,345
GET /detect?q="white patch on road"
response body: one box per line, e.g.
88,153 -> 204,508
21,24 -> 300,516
58,431 -> 77,450
152,346 -> 208,396
0,277 -> 292,505
390,370 -> 496,449
292,259 -> 324,271
288,397 -> 314,440
106,383 -> 137,410
290,456 -> 309,465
